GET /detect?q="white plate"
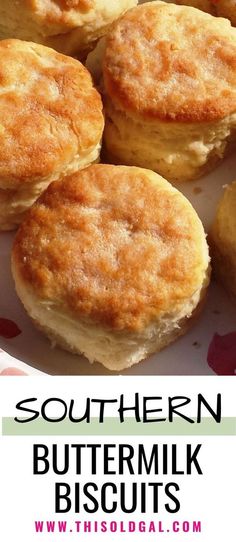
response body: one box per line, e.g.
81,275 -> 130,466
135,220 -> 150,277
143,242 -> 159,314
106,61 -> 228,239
1,152 -> 236,375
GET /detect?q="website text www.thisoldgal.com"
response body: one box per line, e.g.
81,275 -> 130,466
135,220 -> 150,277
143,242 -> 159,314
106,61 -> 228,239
34,519 -> 202,534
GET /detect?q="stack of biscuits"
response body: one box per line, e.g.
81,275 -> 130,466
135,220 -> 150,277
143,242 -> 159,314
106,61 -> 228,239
1,1 -> 236,371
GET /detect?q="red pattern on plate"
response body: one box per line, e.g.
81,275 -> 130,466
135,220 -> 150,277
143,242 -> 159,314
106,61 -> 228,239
207,332 -> 236,375
0,318 -> 21,339
0,368 -> 27,376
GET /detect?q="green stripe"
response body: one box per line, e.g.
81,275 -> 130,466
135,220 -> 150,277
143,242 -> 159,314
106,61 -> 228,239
2,417 -> 236,436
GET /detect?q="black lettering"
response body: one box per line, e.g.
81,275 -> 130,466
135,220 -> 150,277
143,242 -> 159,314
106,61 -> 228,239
52,444 -> 69,475
104,445 -> 116,475
186,444 -> 202,474
119,445 -> 135,474
101,483 -> 117,513
33,444 -> 49,474
71,444 -> 86,475
120,482 -> 137,513
148,483 -> 163,513
118,393 -> 141,423
69,399 -> 90,423
165,483 -> 180,513
87,445 -> 101,475
15,398 -> 39,423
42,398 -> 67,422
83,483 -> 99,513
172,444 -> 184,475
55,483 -> 71,513
143,397 -> 166,423
197,394 -> 221,423
169,396 -> 194,423
141,482 -> 146,513
138,445 -> 158,474
91,399 -> 118,423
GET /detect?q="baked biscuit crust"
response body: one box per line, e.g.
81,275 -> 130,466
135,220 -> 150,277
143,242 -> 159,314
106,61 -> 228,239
210,181 -> 236,298
213,0 -> 236,26
27,0 -> 95,33
103,1 -> 236,122
0,39 -> 103,189
176,0 -> 236,26
0,1 -> 138,56
175,0 -> 215,14
13,164 -> 209,332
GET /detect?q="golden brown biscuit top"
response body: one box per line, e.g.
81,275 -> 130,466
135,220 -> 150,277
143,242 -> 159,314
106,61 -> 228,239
13,165 -> 209,331
103,1 -> 236,122
0,39 -> 103,188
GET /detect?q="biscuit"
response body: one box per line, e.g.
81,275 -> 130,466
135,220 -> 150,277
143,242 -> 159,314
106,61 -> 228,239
176,1 -> 236,26
0,39 -> 104,231
12,164 -> 210,371
213,1 -> 236,26
175,1 -> 215,15
0,0 -> 138,58
210,181 -> 236,299
101,2 -> 236,182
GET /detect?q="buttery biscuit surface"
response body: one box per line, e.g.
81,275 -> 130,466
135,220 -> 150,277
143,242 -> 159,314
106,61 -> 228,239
13,164 -> 209,332
0,39 -> 103,189
0,0 -> 138,56
103,1 -> 236,122
176,0 -> 236,26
